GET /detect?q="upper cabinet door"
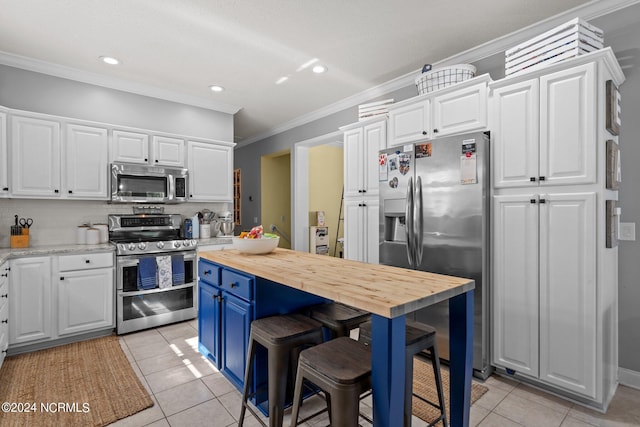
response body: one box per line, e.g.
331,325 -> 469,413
10,115 -> 61,197
363,120 -> 386,197
540,63 -> 596,186
387,99 -> 430,147
111,130 -> 149,164
151,135 -> 185,167
343,127 -> 364,199
187,140 -> 233,202
492,79 -> 540,189
432,81 -> 487,137
65,124 -> 109,199
0,111 -> 8,196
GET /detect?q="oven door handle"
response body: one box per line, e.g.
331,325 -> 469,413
117,281 -> 195,297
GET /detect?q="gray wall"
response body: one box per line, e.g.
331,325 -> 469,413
0,64 -> 233,141
236,9 -> 640,374
597,16 -> 640,374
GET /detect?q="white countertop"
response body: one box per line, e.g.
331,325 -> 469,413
0,237 -> 232,265
0,243 -> 115,264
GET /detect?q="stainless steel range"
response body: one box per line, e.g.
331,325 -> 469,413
109,214 -> 198,334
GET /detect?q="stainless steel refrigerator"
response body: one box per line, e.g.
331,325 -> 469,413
378,131 -> 490,379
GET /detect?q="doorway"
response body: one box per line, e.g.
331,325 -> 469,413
292,130 -> 343,254
261,150 -> 292,249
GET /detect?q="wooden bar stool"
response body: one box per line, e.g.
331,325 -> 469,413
289,336 -> 372,427
359,320 -> 447,427
306,302 -> 371,339
238,313 -> 324,427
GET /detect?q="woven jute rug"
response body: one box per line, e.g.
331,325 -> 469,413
0,335 -> 153,427
412,356 -> 488,426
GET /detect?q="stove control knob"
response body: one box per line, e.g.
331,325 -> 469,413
127,243 -> 136,251
156,241 -> 165,249
191,239 -> 198,247
173,241 -> 181,248
183,240 -> 191,247
138,242 -> 147,250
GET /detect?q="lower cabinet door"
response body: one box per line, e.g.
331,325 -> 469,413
221,292 -> 252,389
57,268 -> 114,336
9,256 -> 52,345
198,282 -> 221,367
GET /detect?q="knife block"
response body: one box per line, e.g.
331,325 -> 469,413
10,233 -> 29,248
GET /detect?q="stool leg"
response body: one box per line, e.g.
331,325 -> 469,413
268,345 -> 290,427
430,342 -> 448,427
329,388 -> 360,427
405,351 -> 414,427
289,363 -> 305,427
239,333 -> 257,426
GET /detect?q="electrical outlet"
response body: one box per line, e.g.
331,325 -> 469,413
619,222 -> 636,241
281,215 -> 286,222
253,217 -> 258,224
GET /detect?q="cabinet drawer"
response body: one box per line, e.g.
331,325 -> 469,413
221,269 -> 253,301
58,252 -> 113,271
199,261 -> 221,286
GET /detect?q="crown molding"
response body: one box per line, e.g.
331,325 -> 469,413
0,50 -> 242,115
239,0 -> 640,148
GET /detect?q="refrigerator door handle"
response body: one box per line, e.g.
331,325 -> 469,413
405,176 -> 415,268
414,176 -> 424,266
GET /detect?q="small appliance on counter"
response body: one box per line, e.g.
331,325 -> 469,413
218,211 -> 234,236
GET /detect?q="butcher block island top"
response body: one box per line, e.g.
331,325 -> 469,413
199,247 -> 474,318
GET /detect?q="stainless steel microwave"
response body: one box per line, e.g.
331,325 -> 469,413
111,162 -> 188,204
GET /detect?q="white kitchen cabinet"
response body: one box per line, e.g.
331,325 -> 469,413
152,135 -> 185,167
187,140 -> 234,202
112,130 -> 185,167
432,80 -> 487,137
111,130 -> 150,164
387,99 -> 430,147
0,109 -> 8,197
9,256 -> 52,345
0,261 -> 9,368
492,194 -> 539,378
539,192 -> 596,397
56,252 -> 114,336
10,115 -> 61,197
342,118 -> 386,198
490,49 -> 623,410
64,123 -> 109,199
343,198 -> 379,264
493,192 -> 596,396
387,74 -> 490,147
492,63 -> 596,189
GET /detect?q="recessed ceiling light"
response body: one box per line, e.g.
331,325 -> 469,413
209,85 -> 225,92
100,56 -> 120,65
312,65 -> 327,74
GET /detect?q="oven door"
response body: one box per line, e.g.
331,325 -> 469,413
116,251 -> 197,334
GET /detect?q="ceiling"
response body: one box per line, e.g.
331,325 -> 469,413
0,0 -> 612,144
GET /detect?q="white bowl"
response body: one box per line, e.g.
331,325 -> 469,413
232,236 -> 280,254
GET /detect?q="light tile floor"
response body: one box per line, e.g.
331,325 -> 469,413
111,320 -> 640,427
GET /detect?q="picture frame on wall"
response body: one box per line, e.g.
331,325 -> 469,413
606,80 -> 621,136
606,139 -> 621,190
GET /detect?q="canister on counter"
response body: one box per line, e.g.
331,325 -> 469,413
184,218 -> 193,238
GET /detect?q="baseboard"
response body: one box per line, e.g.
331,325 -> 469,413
619,368 -> 640,390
